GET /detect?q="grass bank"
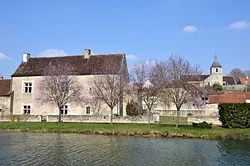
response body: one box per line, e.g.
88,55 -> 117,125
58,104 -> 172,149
0,122 -> 249,140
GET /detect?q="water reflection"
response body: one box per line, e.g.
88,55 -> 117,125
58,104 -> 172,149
0,132 -> 249,166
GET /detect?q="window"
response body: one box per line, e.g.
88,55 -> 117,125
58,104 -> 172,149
208,82 -> 210,86
86,106 -> 91,114
216,68 -> 218,72
24,82 -> 32,93
60,105 -> 68,115
23,105 -> 31,114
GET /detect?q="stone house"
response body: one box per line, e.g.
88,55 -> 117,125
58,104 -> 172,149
2,49 -> 128,117
0,78 -> 13,115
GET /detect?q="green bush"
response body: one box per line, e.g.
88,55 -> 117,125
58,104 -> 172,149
126,100 -> 139,116
192,121 -> 212,129
218,103 -> 250,128
213,83 -> 223,92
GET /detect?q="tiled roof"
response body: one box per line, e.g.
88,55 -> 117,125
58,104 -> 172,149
0,79 -> 12,96
246,93 -> 250,99
12,54 -> 125,77
223,76 -> 235,85
181,75 -> 210,82
239,77 -> 250,83
208,92 -> 250,104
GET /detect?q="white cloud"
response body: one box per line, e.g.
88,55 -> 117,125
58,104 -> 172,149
183,25 -> 198,33
126,54 -> 139,60
228,21 -> 249,30
144,60 -> 156,66
0,53 -> 11,60
37,49 -> 67,57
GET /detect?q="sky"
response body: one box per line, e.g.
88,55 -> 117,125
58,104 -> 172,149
0,0 -> 250,78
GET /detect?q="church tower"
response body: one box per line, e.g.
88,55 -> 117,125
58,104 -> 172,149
208,55 -> 223,85
210,55 -> 222,75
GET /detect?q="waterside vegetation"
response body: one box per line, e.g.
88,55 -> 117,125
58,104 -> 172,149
0,122 -> 249,140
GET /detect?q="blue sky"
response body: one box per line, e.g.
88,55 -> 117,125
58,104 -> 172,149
0,0 -> 250,78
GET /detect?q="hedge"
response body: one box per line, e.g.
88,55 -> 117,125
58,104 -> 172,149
218,103 -> 250,128
192,121 -> 212,129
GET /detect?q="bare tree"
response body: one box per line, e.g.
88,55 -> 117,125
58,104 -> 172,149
142,81 -> 160,124
154,56 -> 205,128
130,62 -> 160,124
90,64 -> 128,124
130,63 -> 151,114
229,68 -> 245,84
89,97 -> 104,115
243,70 -> 250,78
37,61 -> 84,122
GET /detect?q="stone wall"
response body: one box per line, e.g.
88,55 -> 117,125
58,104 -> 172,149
188,116 -> 221,125
47,114 -> 160,124
0,96 -> 11,116
223,84 -> 246,91
155,104 -> 218,117
0,115 -> 41,122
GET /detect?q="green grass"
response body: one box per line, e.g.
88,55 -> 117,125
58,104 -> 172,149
160,116 -> 188,125
0,122 -> 249,139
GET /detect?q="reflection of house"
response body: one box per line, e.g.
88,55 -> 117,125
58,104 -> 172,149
182,56 -> 234,87
0,49 -> 128,117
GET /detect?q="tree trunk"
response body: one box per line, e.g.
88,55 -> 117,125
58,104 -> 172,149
137,89 -> 143,115
148,109 -> 151,125
58,108 -> 62,122
176,107 -> 180,128
110,107 -> 113,124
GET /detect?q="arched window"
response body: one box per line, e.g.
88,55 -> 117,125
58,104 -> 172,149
216,68 -> 218,72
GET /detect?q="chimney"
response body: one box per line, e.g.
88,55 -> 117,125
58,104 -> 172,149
84,49 -> 91,59
22,53 -> 31,63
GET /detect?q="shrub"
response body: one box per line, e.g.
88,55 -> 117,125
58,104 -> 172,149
218,103 -> 250,128
213,83 -> 223,92
126,100 -> 139,116
192,121 -> 212,129
8,115 -> 26,122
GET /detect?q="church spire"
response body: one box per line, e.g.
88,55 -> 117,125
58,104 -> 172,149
211,55 -> 222,68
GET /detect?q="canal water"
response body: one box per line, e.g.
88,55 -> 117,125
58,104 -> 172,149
0,131 -> 249,166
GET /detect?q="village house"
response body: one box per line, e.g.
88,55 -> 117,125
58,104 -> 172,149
0,78 -> 13,116
0,49 -> 128,118
181,56 -> 234,87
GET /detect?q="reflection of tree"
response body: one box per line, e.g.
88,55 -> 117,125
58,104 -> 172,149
216,140 -> 250,165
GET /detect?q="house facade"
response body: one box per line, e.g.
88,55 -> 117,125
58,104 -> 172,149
2,49 -> 128,117
0,79 -> 13,116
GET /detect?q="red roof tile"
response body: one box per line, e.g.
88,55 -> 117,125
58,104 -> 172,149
0,79 -> 12,96
239,77 -> 250,83
208,92 -> 249,104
